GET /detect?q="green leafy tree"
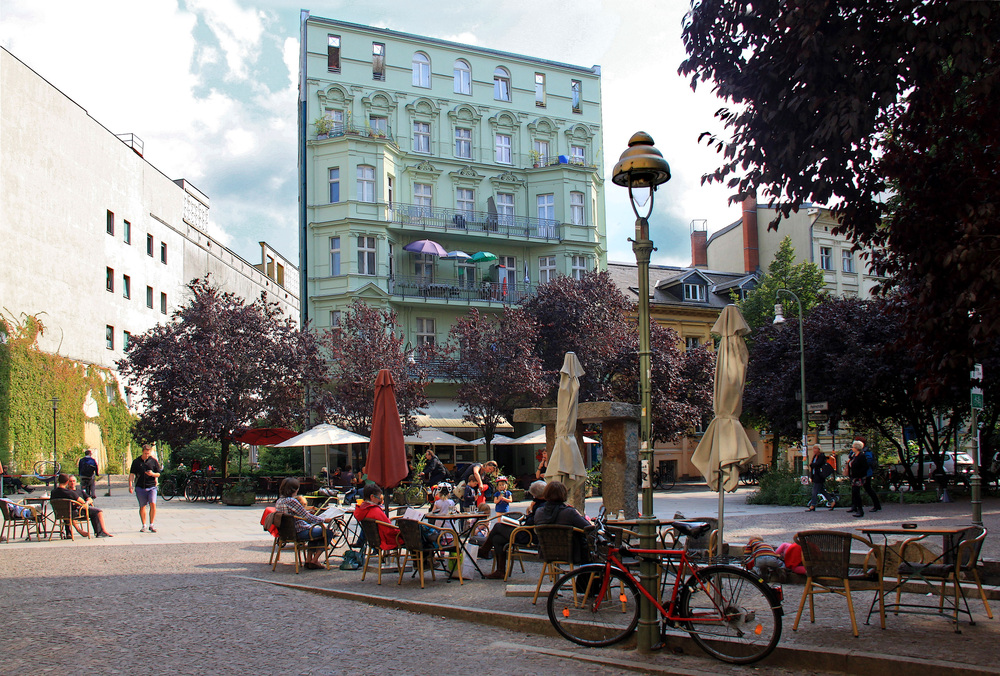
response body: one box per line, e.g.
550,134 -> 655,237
736,236 -> 825,338
680,0 -> 1000,378
318,299 -> 429,436
118,277 -> 327,477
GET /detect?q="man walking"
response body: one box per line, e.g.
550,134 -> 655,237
77,449 -> 99,500
129,444 -> 161,532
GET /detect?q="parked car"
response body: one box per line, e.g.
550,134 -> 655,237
908,452 -> 974,477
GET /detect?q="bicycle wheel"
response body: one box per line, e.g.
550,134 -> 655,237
161,479 -> 176,501
184,479 -> 200,502
547,565 -> 640,648
677,565 -> 781,665
662,468 -> 676,490
33,460 -> 61,479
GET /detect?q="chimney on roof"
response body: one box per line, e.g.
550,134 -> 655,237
690,219 -> 708,268
741,194 -> 759,273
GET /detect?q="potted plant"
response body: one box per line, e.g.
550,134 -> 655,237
313,116 -> 335,139
529,149 -> 542,168
221,477 -> 257,506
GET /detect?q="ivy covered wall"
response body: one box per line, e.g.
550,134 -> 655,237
0,314 -> 136,474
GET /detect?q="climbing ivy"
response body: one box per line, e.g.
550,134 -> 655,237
0,313 -> 136,474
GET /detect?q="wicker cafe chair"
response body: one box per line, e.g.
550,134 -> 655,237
532,525 -> 594,604
359,518 -> 403,585
793,530 -> 884,637
271,513 -> 329,573
0,499 -> 43,542
49,498 -> 90,540
396,518 -> 462,588
896,525 -> 993,624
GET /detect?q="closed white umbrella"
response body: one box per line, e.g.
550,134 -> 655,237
691,305 -> 757,555
544,352 -> 588,508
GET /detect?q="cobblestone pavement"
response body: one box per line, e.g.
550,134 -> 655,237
3,478 -> 999,675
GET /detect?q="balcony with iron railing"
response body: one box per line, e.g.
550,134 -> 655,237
389,203 -> 559,241
313,122 -> 397,145
390,274 -> 535,305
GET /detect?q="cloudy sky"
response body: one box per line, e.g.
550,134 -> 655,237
1,0 -> 741,268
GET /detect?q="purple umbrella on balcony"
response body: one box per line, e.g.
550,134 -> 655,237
403,239 -> 448,257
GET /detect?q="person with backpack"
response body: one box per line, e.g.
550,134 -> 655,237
859,438 -> 882,513
77,449 -> 99,500
806,445 -> 837,511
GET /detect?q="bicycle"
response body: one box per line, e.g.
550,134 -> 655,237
160,473 -> 188,501
546,514 -> 783,665
183,473 -> 218,502
650,464 -> 676,490
33,460 -> 62,487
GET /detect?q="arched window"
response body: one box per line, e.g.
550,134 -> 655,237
493,67 -> 511,101
412,52 -> 430,88
454,59 -> 471,94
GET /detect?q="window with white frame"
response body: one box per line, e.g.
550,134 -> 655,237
533,140 -> 549,166
456,188 -> 475,216
357,165 -> 375,202
160,292 -> 167,314
685,336 -> 701,351
414,253 -> 434,281
570,191 -> 585,225
414,183 -> 432,215
571,255 -> 588,280
330,236 -> 341,276
122,274 -> 131,299
819,246 -> 833,270
571,80 -> 582,113
535,72 -> 546,107
413,122 -> 430,153
571,144 -> 586,165
683,283 -> 706,301
537,193 -> 555,226
146,286 -> 153,308
107,210 -> 114,235
372,42 -> 385,81
497,193 -> 514,227
416,317 -> 436,347
387,176 -> 394,208
160,242 -> 168,264
329,167 -> 340,203
539,256 -> 556,284
324,109 -> 344,135
458,261 -> 477,288
455,127 -> 471,158
454,59 -> 471,94
330,310 -> 342,330
369,115 -> 388,136
146,233 -> 154,256
358,236 -> 376,275
412,52 -> 430,88
493,67 -> 511,101
842,249 -> 855,273
495,133 -> 512,164
328,35 -> 341,72
123,220 -> 131,244
124,331 -> 131,350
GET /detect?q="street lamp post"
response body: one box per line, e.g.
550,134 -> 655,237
773,290 -> 808,470
50,397 -> 60,484
612,131 -> 671,653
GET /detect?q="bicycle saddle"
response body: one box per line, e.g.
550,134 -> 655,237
669,521 -> 710,538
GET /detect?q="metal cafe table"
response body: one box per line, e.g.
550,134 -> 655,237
858,524 -> 982,631
423,512 -> 490,579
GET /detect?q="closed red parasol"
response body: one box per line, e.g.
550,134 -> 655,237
364,369 -> 409,489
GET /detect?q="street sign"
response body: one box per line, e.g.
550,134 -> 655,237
807,401 -> 828,413
808,413 -> 829,422
971,363 -> 984,411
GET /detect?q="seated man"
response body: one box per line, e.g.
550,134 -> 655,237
51,474 -> 114,537
0,458 -> 33,494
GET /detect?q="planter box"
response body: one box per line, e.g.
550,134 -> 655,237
221,491 -> 256,506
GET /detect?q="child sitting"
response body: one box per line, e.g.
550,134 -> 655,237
431,485 -> 455,515
744,536 -> 782,581
493,476 -> 512,514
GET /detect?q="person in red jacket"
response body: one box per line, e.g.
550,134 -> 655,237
353,484 -> 404,548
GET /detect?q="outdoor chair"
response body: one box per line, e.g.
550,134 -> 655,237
0,498 -> 43,542
49,498 -> 90,540
794,530 -> 884,637
502,525 -> 538,580
271,513 -> 329,573
532,525 -> 594,604
395,518 -> 462,588
896,525 -> 992,624
359,518 -> 403,585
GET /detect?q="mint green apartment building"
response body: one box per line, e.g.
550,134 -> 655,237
297,13 -> 605,462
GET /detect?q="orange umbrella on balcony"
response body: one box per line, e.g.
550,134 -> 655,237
364,369 -> 409,489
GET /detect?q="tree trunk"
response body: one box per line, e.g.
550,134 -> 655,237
221,438 -> 230,478
770,430 -> 780,470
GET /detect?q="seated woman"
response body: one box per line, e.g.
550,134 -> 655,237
275,477 -> 335,570
531,480 -> 592,567
353,484 -> 405,549
479,480 -> 547,579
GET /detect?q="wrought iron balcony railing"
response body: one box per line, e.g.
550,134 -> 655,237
389,203 -> 558,240
390,274 -> 536,304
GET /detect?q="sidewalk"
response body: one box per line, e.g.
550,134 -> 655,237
4,477 -> 999,674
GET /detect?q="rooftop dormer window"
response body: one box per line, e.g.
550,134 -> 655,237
683,283 -> 706,302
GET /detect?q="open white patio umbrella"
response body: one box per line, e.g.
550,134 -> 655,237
691,305 -> 757,556
274,423 -> 370,476
403,428 -> 469,446
544,352 -> 588,508
510,428 -> 598,446
469,434 -> 518,446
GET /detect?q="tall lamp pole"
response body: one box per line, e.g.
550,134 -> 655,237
50,397 -> 60,484
773,290 -> 808,470
612,131 -> 671,653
